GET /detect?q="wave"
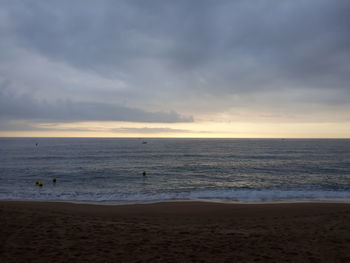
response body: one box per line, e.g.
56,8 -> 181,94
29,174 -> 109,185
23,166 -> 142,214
1,188 -> 350,203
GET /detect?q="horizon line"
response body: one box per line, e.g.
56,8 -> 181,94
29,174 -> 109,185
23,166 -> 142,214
0,136 -> 349,140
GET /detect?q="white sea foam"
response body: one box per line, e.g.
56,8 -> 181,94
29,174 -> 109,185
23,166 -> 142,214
1,188 -> 350,203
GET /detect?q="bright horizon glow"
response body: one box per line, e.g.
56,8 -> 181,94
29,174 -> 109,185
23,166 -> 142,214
1,121 -> 349,138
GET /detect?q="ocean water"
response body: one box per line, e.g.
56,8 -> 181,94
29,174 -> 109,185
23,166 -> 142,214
0,138 -> 350,203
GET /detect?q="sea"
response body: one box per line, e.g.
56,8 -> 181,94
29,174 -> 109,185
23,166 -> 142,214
0,138 -> 350,204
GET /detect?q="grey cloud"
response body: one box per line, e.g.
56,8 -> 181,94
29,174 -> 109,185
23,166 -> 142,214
0,120 -> 39,131
0,86 -> 193,123
6,0 -> 349,86
111,127 -> 191,134
0,0 -> 349,124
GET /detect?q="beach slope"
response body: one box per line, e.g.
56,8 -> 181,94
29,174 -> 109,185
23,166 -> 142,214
1,201 -> 350,262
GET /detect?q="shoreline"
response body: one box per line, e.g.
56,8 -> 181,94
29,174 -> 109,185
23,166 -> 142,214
2,198 -> 350,206
1,200 -> 350,262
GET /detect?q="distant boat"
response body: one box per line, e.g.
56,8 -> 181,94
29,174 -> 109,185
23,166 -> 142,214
142,141 -> 148,144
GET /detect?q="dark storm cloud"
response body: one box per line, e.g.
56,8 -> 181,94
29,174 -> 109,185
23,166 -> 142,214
0,0 -> 349,128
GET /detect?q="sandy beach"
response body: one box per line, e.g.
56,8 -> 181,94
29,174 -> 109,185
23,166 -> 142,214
0,201 -> 350,262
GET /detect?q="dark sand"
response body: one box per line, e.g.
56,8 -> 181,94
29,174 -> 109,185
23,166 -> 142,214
1,201 -> 350,262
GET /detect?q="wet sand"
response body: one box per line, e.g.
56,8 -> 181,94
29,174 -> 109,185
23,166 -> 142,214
1,201 -> 350,262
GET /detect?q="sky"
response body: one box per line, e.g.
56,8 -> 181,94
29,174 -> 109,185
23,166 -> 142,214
0,0 -> 349,138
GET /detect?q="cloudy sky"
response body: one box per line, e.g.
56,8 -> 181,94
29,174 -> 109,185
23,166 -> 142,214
0,0 -> 349,137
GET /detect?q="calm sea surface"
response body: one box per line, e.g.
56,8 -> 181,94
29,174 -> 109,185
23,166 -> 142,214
0,138 -> 350,203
